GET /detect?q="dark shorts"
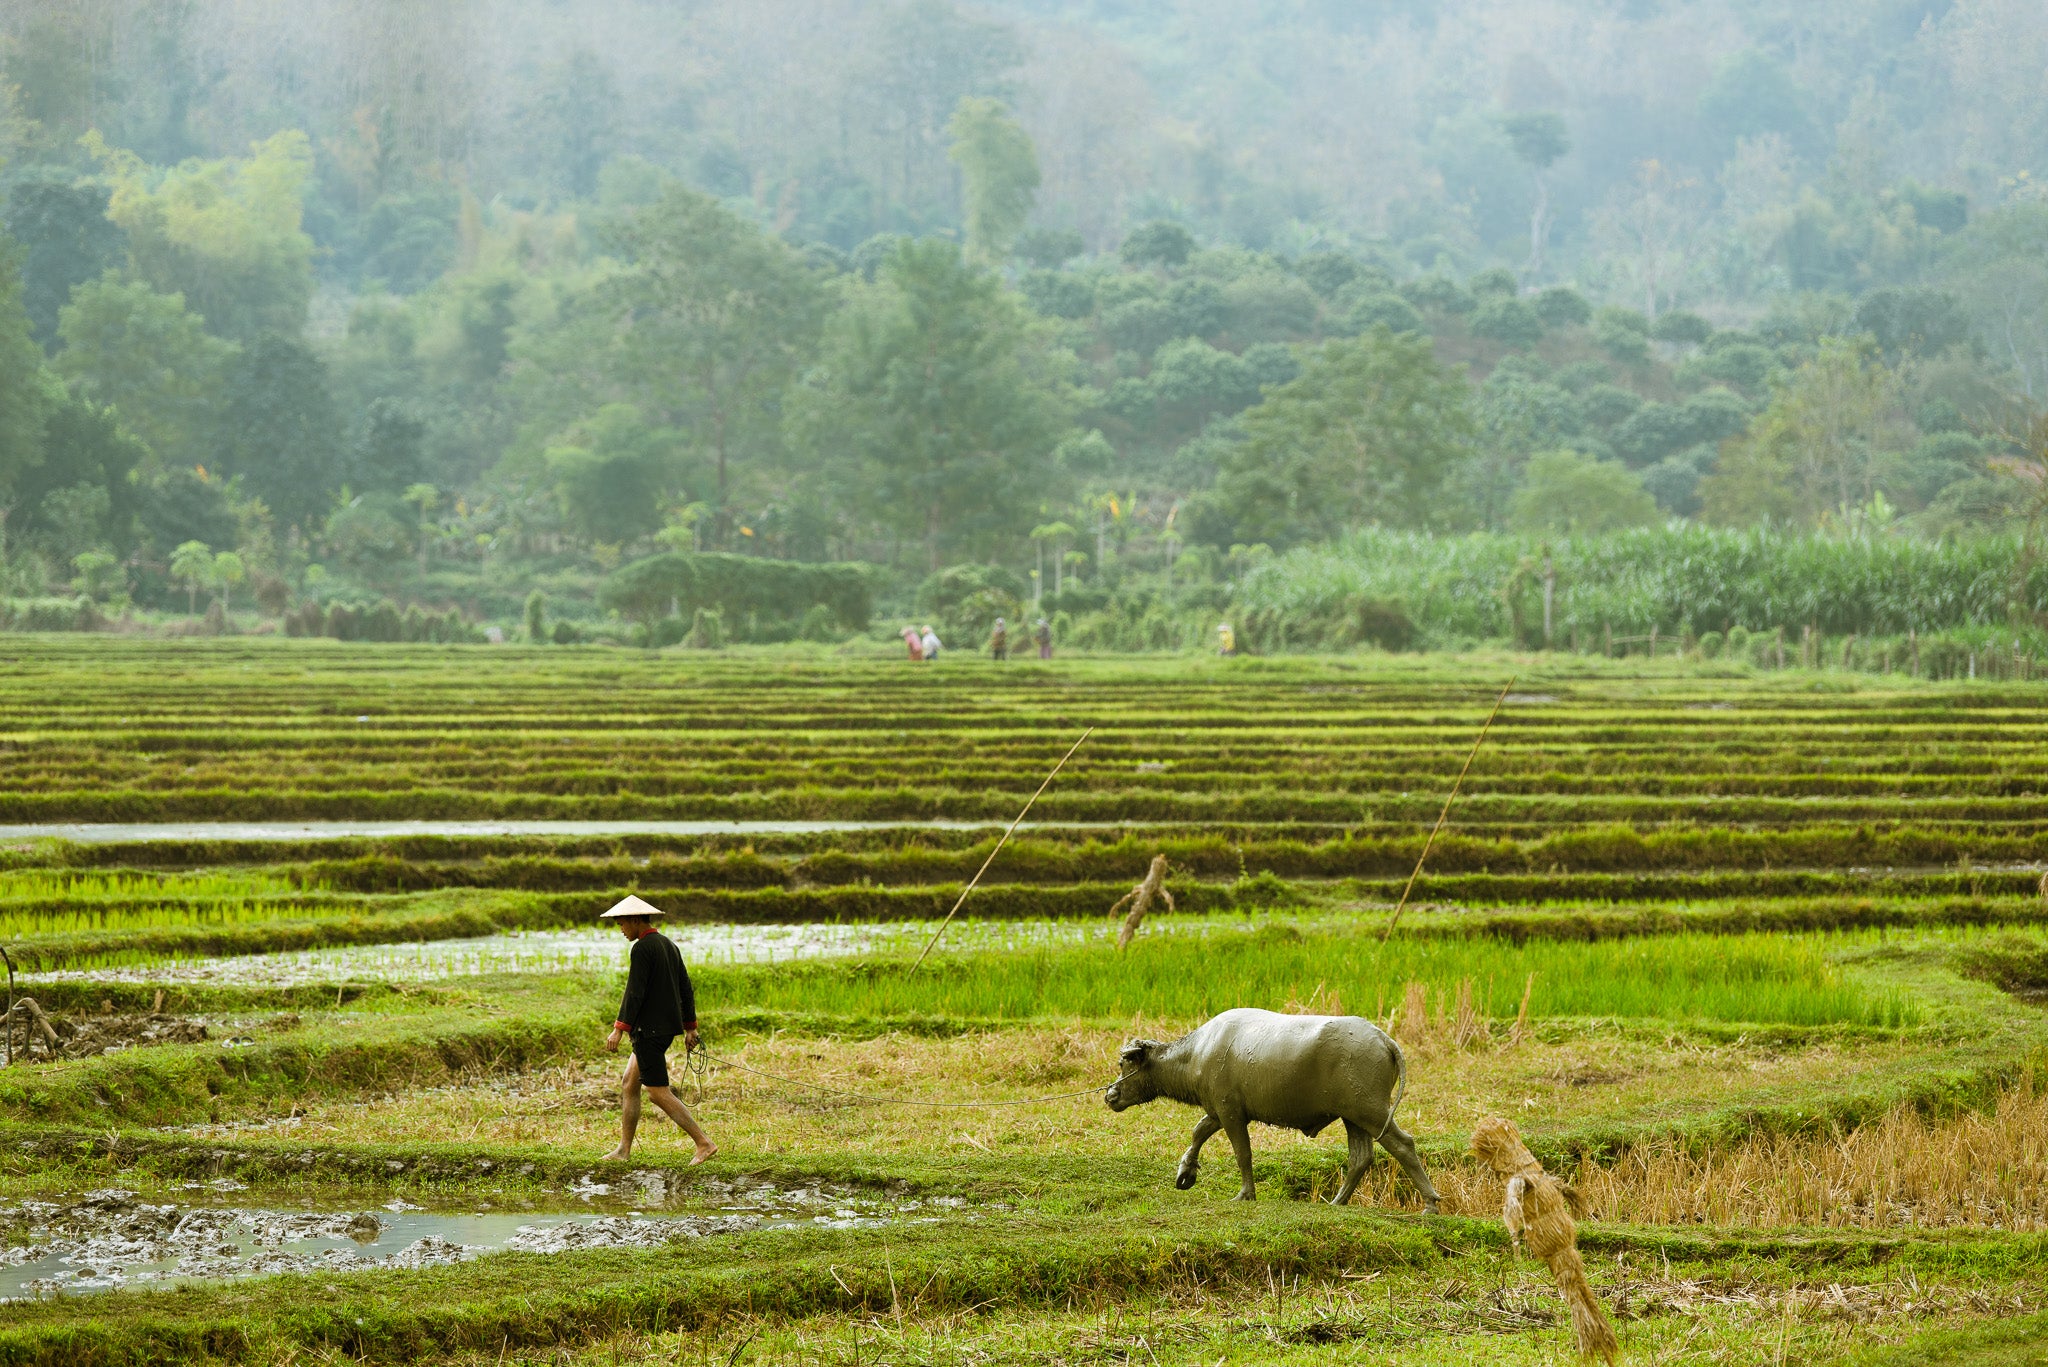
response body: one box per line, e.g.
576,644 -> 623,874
631,1033 -> 675,1088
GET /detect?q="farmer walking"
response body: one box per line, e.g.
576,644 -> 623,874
1035,618 -> 1052,659
600,895 -> 717,1164
990,616 -> 1009,660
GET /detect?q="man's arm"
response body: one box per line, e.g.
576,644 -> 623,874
677,952 -> 699,1049
613,936 -> 651,1036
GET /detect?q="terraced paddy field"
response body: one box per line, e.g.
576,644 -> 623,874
0,639 -> 2047,1363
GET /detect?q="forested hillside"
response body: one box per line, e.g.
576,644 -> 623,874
1,0 -> 2045,646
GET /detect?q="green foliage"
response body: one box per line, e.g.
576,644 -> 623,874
90,130 -> 316,342
1341,291 -> 1425,336
0,232 -> 50,506
545,404 -> 681,545
1013,227 -> 1083,269
1119,220 -> 1194,270
947,97 -> 1040,263
1701,340 -> 1909,526
1501,111 -> 1569,169
561,185 -> 827,519
1531,286 -> 1591,328
524,590 -> 547,643
785,239 -> 1071,567
1236,524 -> 2048,644
216,333 -> 341,528
54,274 -> 234,470
597,552 -> 872,636
1509,450 -> 1660,536
1593,306 -> 1651,363
1,175 -> 125,349
914,562 -> 1025,639
168,540 -> 213,615
1469,295 -> 1543,347
1218,326 -> 1475,545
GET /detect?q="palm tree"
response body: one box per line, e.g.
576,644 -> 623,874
1029,521 -> 1075,599
170,541 -> 214,618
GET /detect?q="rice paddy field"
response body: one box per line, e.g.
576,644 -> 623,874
0,638 -> 2045,1363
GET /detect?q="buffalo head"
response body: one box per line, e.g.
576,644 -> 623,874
1104,1038 -> 1165,1111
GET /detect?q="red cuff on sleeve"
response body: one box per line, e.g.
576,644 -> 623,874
614,1021 -> 631,1031
685,1020 -> 697,1030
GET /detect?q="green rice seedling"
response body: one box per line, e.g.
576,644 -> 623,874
697,925 -> 1918,1028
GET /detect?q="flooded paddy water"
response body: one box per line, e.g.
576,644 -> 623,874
19,914 -> 1247,987
0,1178 -> 954,1299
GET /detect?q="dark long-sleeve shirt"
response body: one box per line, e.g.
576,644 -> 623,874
614,930 -> 696,1036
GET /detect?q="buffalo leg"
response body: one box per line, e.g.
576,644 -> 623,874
1176,1114 -> 1221,1190
1333,1120 -> 1375,1206
1376,1117 -> 1441,1213
1222,1115 -> 1257,1200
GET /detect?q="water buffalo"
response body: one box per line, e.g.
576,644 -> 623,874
1105,1007 -> 1439,1210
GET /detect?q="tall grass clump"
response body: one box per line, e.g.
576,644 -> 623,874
1234,526 -> 2047,650
705,927 -> 1916,1028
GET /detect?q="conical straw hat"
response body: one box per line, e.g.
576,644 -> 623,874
599,894 -> 666,919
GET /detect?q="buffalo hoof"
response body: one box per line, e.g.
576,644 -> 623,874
1174,1170 -> 1197,1190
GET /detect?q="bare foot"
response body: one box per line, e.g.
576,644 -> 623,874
689,1142 -> 719,1166
602,1147 -> 631,1161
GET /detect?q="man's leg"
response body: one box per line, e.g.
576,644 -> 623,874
605,1053 -> 643,1160
644,1085 -> 719,1164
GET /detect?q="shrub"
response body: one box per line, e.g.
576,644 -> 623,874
1342,292 -> 1426,337
1470,297 -> 1545,348
1594,307 -> 1651,363
599,553 -> 872,634
1532,286 -> 1592,328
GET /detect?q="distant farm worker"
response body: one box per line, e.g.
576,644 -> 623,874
990,616 -> 1009,660
901,626 -> 923,661
1217,622 -> 1236,657
600,894 -> 716,1165
1035,618 -> 1053,659
921,624 -> 942,660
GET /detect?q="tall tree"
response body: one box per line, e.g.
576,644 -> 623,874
523,48 -> 622,201
563,187 -> 826,538
2,177 -> 126,350
216,333 -> 343,529
864,0 -> 1025,211
1221,326 -> 1476,544
1502,112 -> 1568,281
786,238 -> 1071,569
0,233 -> 51,544
946,97 -> 1039,263
1701,339 -> 1911,525
15,398 -> 148,557
88,129 -> 317,342
54,275 -> 235,471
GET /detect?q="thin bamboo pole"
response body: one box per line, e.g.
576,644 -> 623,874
911,728 -> 1093,970
1380,679 -> 1515,943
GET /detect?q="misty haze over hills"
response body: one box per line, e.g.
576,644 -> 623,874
2,1 -> 2047,651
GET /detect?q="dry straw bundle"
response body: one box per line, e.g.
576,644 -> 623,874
1471,1116 -> 1618,1364
1111,854 -> 1174,948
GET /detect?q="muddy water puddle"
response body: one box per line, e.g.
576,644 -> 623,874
0,1178 -> 953,1298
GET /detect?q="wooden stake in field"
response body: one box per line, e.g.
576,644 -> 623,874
1379,679 -> 1514,943
911,728 -> 1093,970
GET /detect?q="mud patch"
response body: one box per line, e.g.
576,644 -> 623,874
0,1180 -> 951,1298
2,1004 -> 209,1062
